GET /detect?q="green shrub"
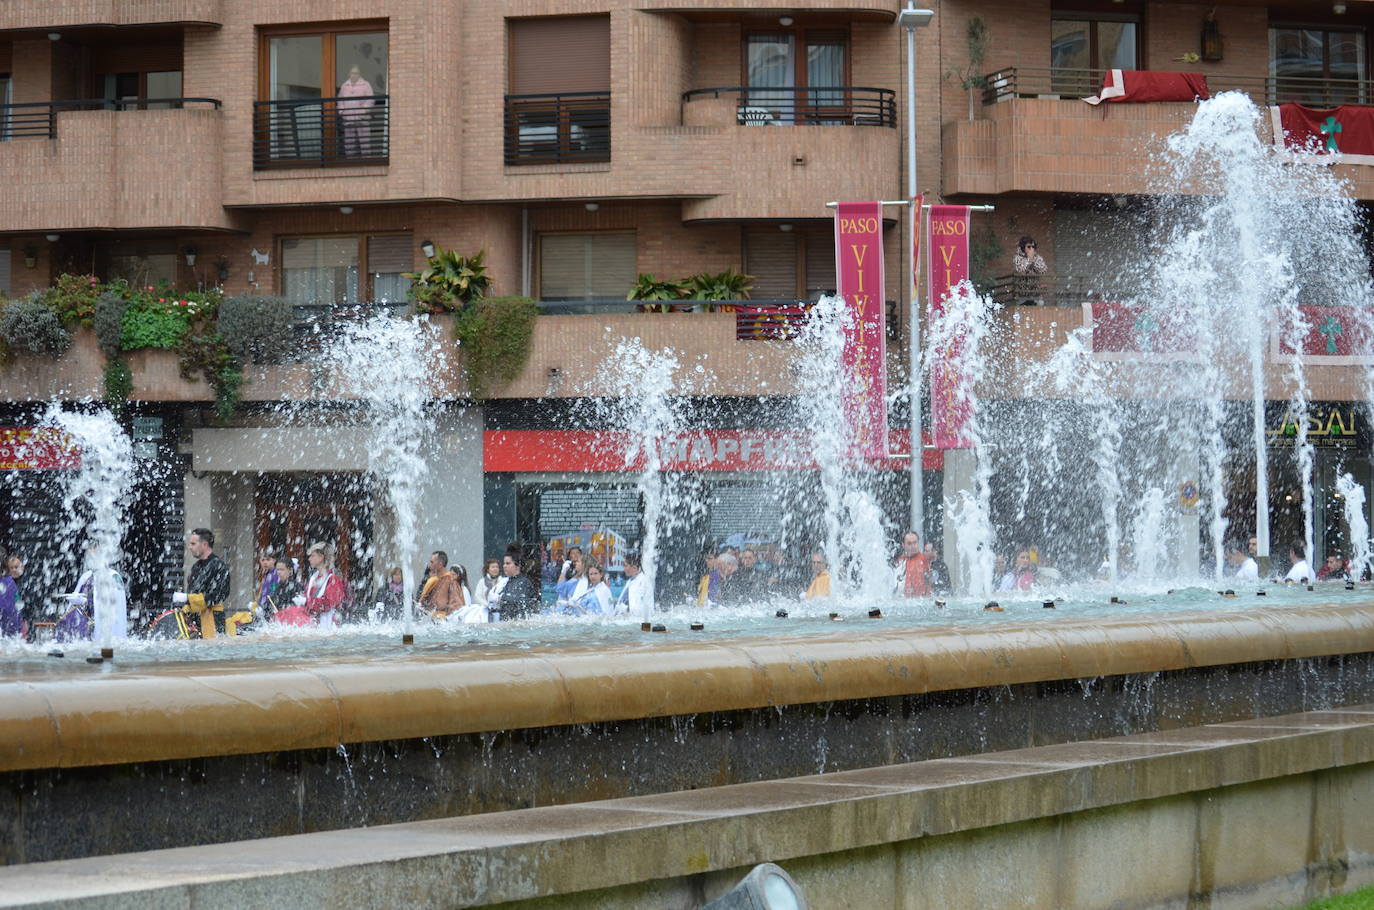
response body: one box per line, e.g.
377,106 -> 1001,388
42,273 -> 102,326
454,295 -> 539,398
217,295 -> 293,363
0,295 -> 72,357
103,357 -> 132,419
121,301 -> 189,350
93,289 -> 128,358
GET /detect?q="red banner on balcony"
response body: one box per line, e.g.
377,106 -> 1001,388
926,205 -> 973,449
1271,104 -> 1374,166
1085,302 -> 1200,361
1273,306 -> 1374,364
0,427 -> 80,470
834,201 -> 888,460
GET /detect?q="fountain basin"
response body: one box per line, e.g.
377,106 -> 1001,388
4,603 -> 1373,773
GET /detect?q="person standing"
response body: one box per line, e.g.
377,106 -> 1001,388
1225,540 -> 1259,581
0,552 -> 23,638
925,542 -> 952,595
712,552 -> 739,605
255,549 -> 279,615
575,563 -> 614,615
303,542 -> 347,626
731,549 -> 770,602
1283,542 -> 1313,584
418,551 -> 462,619
697,550 -> 722,606
1013,236 -> 1048,305
495,551 -> 539,621
615,552 -> 655,619
337,65 -> 376,157
474,558 -> 501,605
893,531 -> 931,597
803,551 -> 832,600
175,528 -> 230,637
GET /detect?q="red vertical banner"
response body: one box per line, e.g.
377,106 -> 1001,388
925,205 -> 973,449
834,201 -> 888,460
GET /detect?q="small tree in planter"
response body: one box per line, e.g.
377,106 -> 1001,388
945,16 -> 989,121
404,246 -> 491,314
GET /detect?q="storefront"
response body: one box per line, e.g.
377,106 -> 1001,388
482,425 -> 942,599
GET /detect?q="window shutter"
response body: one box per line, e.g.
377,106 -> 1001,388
539,233 -> 635,300
366,235 -> 413,275
0,248 -> 10,297
744,230 -> 799,299
803,229 -> 838,299
508,15 -> 611,94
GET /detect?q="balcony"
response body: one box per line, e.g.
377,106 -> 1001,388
252,96 -> 390,170
0,0 -> 223,30
946,66 -> 1374,198
987,272 -> 1129,308
503,92 -> 611,166
681,86 -> 897,128
0,99 -> 231,232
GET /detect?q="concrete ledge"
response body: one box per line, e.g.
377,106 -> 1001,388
4,604 -> 1374,772
4,706 -> 1374,909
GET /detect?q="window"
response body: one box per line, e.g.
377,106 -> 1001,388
90,41 -> 184,109
0,73 -> 9,141
744,227 -> 837,299
280,234 -> 411,306
257,24 -> 389,166
506,16 -> 611,164
538,233 -> 635,300
1271,28 -> 1366,106
95,240 -> 178,287
744,29 -> 848,122
1050,17 -> 1137,94
0,247 -> 10,297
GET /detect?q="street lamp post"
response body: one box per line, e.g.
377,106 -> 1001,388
898,5 -> 934,538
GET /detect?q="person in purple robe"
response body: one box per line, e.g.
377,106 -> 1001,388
0,553 -> 24,638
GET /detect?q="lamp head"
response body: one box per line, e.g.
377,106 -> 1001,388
897,7 -> 935,29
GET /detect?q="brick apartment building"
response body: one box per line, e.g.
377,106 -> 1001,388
2,0 -> 1373,608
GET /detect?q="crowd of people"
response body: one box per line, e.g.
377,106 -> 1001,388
6,519 -> 1368,644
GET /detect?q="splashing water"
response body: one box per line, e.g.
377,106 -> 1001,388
1337,473 -> 1371,581
42,405 -> 134,648
924,282 -> 1001,596
790,296 -> 894,601
1130,487 -> 1169,582
327,314 -> 447,635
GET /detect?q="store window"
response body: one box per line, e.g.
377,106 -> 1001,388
744,29 -> 848,122
257,23 -> 389,165
280,234 -> 411,306
1271,27 -> 1366,106
1050,16 -> 1137,94
538,233 -> 636,300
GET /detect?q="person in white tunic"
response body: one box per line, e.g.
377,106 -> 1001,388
1283,542 -> 1313,584
1225,540 -> 1259,581
614,552 -> 654,620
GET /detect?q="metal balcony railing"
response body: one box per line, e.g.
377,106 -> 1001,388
504,92 -> 611,165
252,95 -> 389,169
682,86 -> 897,127
533,298 -> 899,341
0,97 -> 221,140
287,302 -> 407,358
983,66 -> 1373,108
987,273 -> 1135,307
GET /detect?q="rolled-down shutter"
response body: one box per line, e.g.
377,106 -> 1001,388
366,234 -> 413,275
804,229 -> 838,299
540,233 -> 635,300
745,230 -> 799,299
508,15 -> 610,94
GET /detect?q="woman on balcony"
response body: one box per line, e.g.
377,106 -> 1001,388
338,65 -> 376,158
1013,236 -> 1048,306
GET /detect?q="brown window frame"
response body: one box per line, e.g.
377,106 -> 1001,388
275,231 -> 412,306
740,25 -> 852,90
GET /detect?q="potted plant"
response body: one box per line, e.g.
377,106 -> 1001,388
403,246 -> 491,314
685,268 -> 754,312
627,273 -> 690,312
